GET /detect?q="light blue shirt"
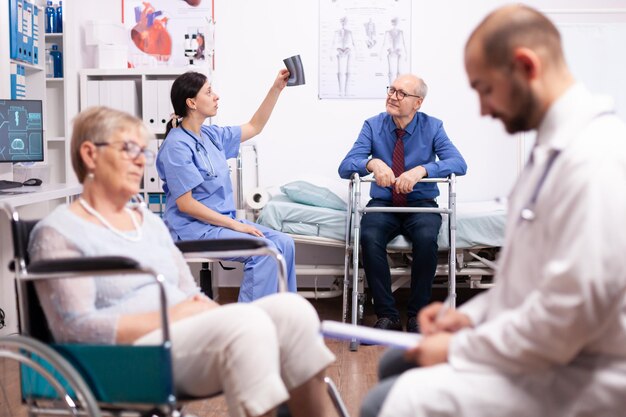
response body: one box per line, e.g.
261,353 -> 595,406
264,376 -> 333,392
156,124 -> 242,241
28,205 -> 201,344
338,111 -> 467,201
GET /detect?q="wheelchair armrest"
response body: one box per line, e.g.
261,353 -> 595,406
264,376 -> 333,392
174,238 -> 288,293
175,238 -> 269,253
9,256 -> 140,273
27,256 -> 140,274
14,256 -> 172,344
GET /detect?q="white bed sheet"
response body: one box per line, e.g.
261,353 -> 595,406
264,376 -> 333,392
258,195 -> 347,241
257,194 -> 507,250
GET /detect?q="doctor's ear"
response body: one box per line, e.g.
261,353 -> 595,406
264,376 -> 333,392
512,47 -> 540,80
186,98 -> 197,110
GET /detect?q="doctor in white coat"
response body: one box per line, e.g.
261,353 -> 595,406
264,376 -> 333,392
361,5 -> 626,417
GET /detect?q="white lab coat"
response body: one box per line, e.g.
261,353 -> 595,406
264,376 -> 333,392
380,84 -> 626,417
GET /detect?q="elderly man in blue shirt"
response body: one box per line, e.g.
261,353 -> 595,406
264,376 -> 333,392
339,74 -> 467,333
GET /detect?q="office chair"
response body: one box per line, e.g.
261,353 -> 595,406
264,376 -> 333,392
0,204 -> 349,417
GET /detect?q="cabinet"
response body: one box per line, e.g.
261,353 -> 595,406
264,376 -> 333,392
1,1 -> 45,181
79,68 -> 183,202
1,0 -> 77,185
45,0 -> 78,185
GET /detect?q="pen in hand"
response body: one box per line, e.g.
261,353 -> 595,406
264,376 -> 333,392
435,294 -> 454,323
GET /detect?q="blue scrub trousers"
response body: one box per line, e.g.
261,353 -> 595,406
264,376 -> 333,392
202,219 -> 297,302
360,198 -> 442,320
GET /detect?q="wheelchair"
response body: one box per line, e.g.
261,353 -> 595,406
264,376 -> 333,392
0,203 -> 349,417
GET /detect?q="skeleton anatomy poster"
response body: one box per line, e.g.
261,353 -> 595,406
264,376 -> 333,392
319,0 -> 411,99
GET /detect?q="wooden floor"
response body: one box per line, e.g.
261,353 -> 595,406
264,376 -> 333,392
0,287 -> 476,417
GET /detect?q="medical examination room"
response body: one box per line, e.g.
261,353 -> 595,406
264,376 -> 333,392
1,0 -> 626,416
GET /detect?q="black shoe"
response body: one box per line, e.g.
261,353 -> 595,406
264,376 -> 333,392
277,403 -> 291,417
406,316 -> 420,333
373,317 -> 402,331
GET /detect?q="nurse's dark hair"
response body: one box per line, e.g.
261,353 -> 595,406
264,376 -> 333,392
164,71 -> 208,137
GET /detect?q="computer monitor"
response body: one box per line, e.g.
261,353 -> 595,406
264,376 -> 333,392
0,99 -> 44,163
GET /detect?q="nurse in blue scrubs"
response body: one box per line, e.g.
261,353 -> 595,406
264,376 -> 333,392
156,70 -> 297,302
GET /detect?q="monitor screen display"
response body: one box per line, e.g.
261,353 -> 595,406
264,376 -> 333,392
0,99 -> 44,163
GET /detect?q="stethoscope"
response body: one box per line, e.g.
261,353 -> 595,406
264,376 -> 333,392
518,109 -> 614,223
518,149 -> 561,223
180,126 -> 217,178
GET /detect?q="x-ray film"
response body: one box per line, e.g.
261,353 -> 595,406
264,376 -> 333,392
283,55 -> 305,86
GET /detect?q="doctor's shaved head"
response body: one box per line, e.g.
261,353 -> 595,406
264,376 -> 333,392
466,4 -> 566,69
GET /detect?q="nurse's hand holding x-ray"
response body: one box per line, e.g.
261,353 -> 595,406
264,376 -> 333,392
156,68 -> 299,302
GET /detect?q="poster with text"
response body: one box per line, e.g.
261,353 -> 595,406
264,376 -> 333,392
122,0 -> 214,69
319,0 -> 411,99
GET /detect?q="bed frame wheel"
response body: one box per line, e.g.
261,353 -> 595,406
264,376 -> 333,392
357,293 -> 366,323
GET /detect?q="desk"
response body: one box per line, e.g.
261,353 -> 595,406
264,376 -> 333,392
0,184 -> 82,336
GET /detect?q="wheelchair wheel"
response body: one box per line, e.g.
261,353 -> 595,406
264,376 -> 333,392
0,335 -> 101,417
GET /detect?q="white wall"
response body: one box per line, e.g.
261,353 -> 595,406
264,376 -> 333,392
71,0 -> 626,202
70,0 -> 626,287
210,0 -> 625,203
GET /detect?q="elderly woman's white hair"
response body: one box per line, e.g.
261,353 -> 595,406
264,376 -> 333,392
70,106 -> 153,183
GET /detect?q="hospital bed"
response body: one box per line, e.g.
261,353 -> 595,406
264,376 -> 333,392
258,175 -> 506,345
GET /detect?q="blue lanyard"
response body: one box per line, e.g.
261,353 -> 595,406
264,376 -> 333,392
180,126 -> 217,177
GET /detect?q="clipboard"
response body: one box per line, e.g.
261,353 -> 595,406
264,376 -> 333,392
321,320 -> 421,349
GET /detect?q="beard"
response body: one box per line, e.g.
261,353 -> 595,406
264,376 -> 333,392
495,76 -> 539,134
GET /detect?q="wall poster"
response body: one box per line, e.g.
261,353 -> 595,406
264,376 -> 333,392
319,0 -> 412,99
122,0 -> 214,69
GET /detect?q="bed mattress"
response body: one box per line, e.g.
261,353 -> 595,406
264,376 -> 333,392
257,194 -> 507,250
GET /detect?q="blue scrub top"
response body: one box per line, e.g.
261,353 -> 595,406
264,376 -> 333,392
156,124 -> 242,241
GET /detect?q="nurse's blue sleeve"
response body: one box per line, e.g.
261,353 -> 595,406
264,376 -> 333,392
203,125 -> 242,159
159,141 -> 204,201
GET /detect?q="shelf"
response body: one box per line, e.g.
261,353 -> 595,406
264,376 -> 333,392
44,32 -> 64,39
10,59 -> 44,72
46,77 -> 64,82
81,67 -> 190,77
47,136 -> 65,142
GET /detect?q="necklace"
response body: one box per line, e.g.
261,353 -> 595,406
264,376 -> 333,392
78,197 -> 143,242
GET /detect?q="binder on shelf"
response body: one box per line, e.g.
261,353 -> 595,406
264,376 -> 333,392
21,0 -> 35,64
8,0 -> 23,60
143,139 -> 161,192
142,79 -> 159,133
10,64 -> 18,99
32,5 -> 40,65
157,79 -> 175,133
18,65 -> 26,98
147,193 -> 166,217
10,64 -> 26,99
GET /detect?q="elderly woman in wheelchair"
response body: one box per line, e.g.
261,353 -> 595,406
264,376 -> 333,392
27,106 -> 336,417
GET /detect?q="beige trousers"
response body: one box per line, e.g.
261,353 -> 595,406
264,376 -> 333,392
135,293 -> 335,417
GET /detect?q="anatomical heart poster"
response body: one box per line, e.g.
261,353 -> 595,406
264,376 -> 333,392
122,0 -> 214,68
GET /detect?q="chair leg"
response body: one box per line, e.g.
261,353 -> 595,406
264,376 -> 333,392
325,376 -> 350,417
199,262 -> 213,299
